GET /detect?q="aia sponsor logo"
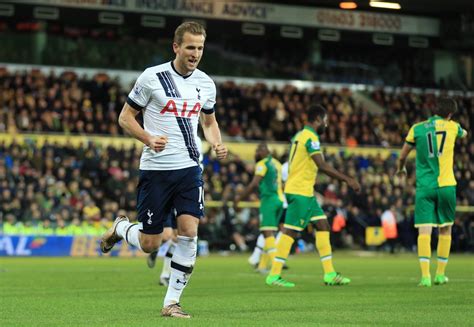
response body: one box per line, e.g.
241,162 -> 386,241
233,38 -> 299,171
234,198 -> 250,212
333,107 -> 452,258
160,100 -> 201,118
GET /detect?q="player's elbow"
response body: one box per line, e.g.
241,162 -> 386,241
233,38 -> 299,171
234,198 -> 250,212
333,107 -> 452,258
315,161 -> 327,173
118,111 -> 128,129
202,117 -> 217,129
319,166 -> 329,175
203,121 -> 215,130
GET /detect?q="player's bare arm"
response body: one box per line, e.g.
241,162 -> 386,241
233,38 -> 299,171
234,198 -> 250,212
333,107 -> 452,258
395,142 -> 414,178
118,103 -> 168,152
200,112 -> 227,160
312,153 -> 361,193
234,175 -> 263,207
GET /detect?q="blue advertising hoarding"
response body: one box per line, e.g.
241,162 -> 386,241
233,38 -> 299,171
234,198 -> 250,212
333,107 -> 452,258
0,235 -> 146,257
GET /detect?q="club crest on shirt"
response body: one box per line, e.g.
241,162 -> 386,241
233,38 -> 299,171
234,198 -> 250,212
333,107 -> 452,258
196,88 -> 201,100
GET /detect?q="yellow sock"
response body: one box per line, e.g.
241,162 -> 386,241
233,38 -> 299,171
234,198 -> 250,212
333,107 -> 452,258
316,231 -> 335,274
258,236 -> 277,270
436,235 -> 451,276
265,236 -> 277,262
418,234 -> 431,278
257,252 -> 269,270
270,234 -> 294,276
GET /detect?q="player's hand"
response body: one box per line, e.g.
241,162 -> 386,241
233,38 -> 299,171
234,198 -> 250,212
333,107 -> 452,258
394,167 -> 407,184
394,167 -> 407,178
233,195 -> 240,209
147,135 -> 168,152
346,177 -> 361,193
213,143 -> 228,160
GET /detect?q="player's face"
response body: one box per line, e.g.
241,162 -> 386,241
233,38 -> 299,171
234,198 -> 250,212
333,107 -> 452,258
173,32 -> 205,74
255,145 -> 268,161
316,115 -> 328,134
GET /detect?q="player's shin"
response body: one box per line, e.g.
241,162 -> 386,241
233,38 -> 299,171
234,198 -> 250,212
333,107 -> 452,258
249,234 -> 265,266
316,231 -> 335,274
257,251 -> 270,271
269,234 -> 294,276
164,236 -> 197,307
116,222 -> 143,251
418,234 -> 431,278
161,242 -> 176,281
436,235 -> 451,276
257,235 -> 276,271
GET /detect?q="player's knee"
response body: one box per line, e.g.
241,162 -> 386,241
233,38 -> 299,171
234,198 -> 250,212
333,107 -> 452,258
140,238 -> 161,253
162,227 -> 173,241
439,225 -> 452,235
178,227 -> 197,238
177,216 -> 199,237
282,228 -> 298,239
418,226 -> 432,235
314,220 -> 330,231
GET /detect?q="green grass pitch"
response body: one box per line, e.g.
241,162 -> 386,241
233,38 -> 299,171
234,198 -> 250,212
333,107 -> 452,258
1,253 -> 473,326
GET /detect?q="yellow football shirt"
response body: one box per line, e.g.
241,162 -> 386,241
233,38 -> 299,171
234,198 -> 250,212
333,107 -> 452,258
255,156 -> 284,201
285,126 -> 321,196
405,116 -> 465,188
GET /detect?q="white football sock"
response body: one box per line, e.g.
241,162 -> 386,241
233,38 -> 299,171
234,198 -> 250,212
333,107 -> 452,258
161,242 -> 176,279
249,234 -> 264,265
116,221 -> 143,251
163,236 -> 197,307
157,240 -> 172,258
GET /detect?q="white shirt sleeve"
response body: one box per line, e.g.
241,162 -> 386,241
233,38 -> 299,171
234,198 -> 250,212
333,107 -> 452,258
203,80 -> 216,111
127,69 -> 154,110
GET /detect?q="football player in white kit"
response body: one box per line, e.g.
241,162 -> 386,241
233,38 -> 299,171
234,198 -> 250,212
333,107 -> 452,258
100,22 -> 227,319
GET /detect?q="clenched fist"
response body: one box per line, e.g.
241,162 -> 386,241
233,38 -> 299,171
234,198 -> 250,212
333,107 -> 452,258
213,143 -> 228,160
346,177 -> 361,193
147,135 -> 168,152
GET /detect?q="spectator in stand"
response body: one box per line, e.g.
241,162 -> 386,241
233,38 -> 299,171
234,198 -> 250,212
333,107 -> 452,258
2,69 -> 472,146
0,141 -> 471,251
381,205 -> 398,254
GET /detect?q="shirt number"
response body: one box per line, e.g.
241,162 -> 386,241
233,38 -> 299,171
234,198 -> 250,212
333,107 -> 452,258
289,141 -> 299,164
426,131 -> 447,157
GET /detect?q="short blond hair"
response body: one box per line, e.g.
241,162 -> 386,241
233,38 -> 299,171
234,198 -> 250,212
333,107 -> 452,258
174,21 -> 207,45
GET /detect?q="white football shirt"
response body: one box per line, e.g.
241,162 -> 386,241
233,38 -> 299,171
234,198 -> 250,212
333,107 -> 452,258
127,61 -> 216,170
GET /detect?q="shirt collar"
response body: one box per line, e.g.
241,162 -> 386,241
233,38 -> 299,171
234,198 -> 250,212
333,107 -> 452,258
170,61 -> 193,79
304,125 -> 317,135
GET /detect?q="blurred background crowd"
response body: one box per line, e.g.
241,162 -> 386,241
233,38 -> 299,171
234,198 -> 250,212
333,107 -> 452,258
1,69 -> 472,146
1,69 -> 473,252
1,1 -> 473,254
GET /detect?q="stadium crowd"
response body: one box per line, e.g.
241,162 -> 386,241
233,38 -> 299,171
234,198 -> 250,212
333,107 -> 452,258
1,69 -> 473,252
1,138 -> 473,252
1,70 -> 472,147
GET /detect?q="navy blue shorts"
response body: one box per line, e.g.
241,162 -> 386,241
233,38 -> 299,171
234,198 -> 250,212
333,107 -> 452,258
136,166 -> 203,235
164,210 -> 177,229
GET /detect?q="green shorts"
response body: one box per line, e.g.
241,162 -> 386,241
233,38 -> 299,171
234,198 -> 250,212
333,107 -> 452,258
283,193 -> 326,231
415,186 -> 456,227
259,196 -> 283,231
